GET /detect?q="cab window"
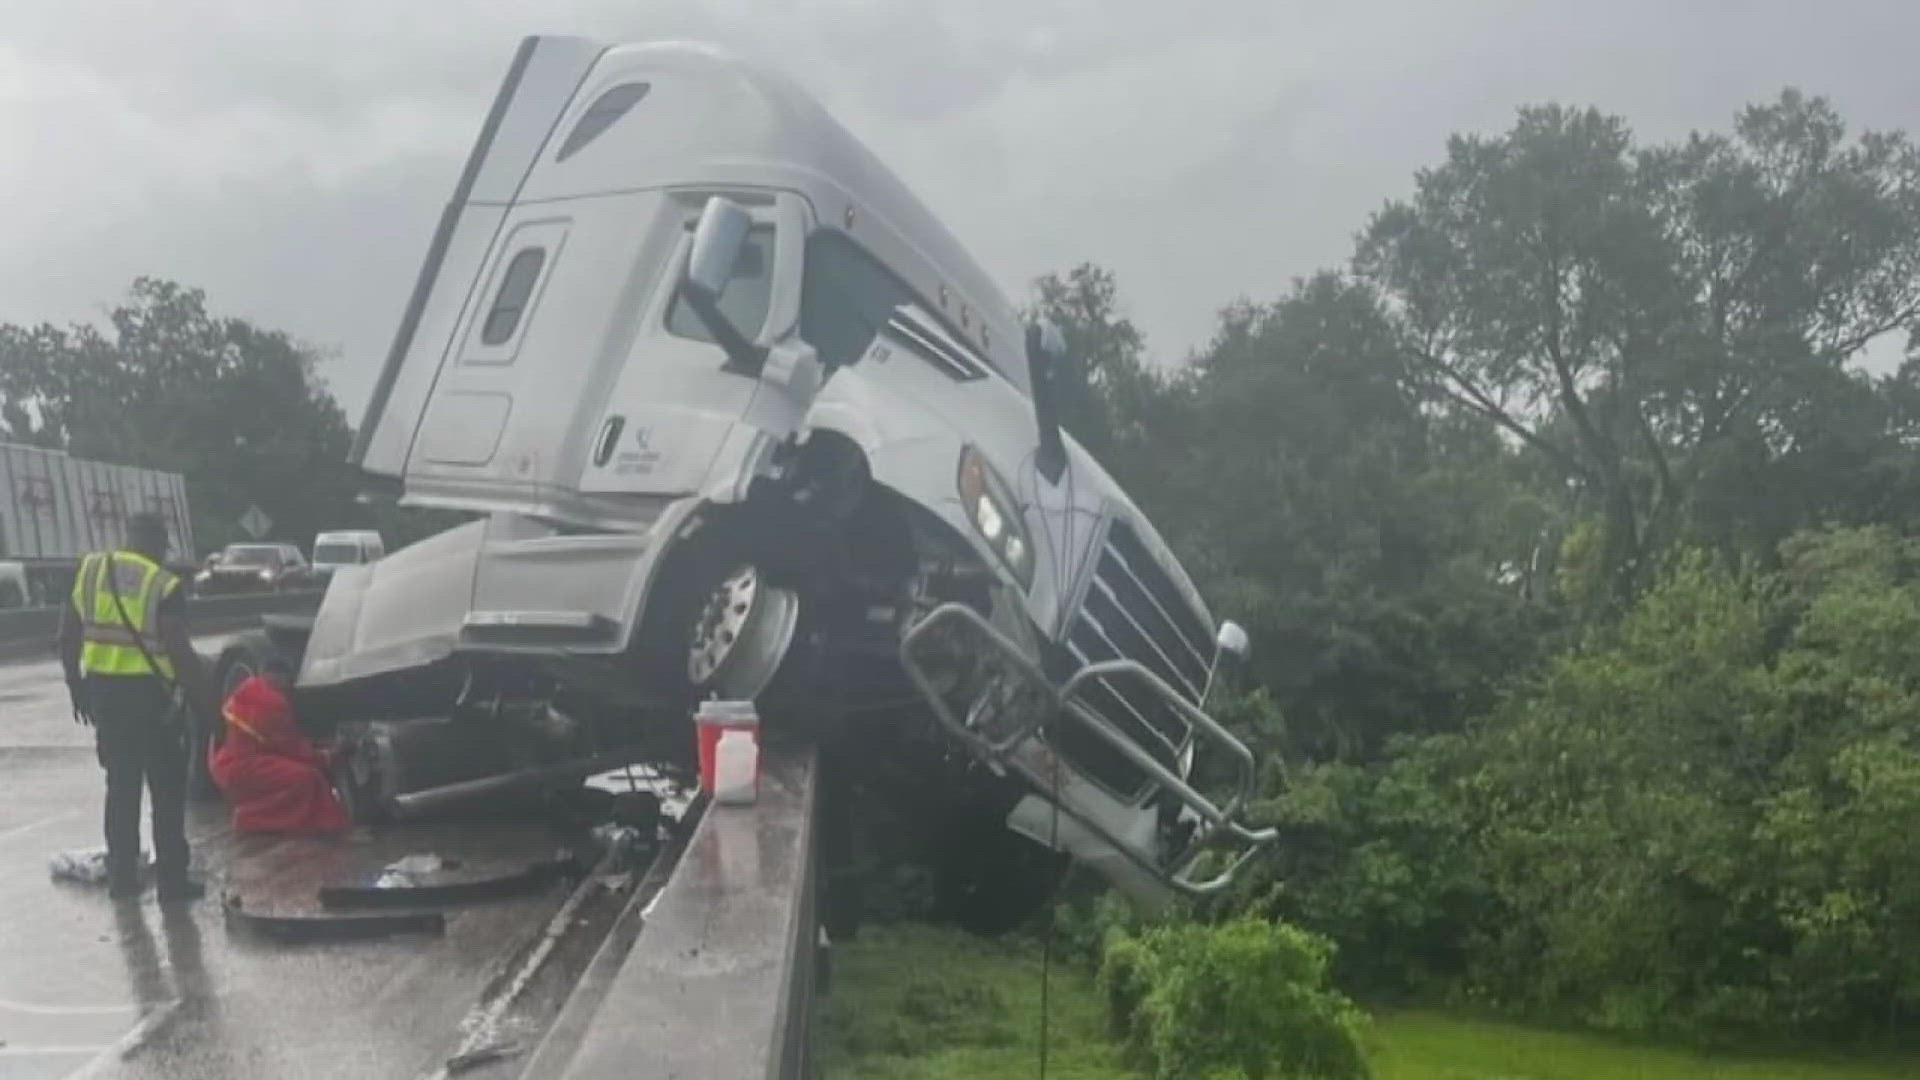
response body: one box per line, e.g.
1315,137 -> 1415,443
800,231 -> 910,371
800,231 -> 1027,394
665,226 -> 776,345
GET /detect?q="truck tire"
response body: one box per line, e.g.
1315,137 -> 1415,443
197,632 -> 293,800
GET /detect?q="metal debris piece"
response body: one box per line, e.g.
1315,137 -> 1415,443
224,894 -> 445,942
372,853 -> 462,888
318,857 -> 583,910
590,823 -> 654,873
446,1040 -> 523,1074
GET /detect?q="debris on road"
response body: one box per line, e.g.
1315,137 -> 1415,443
374,853 -> 461,888
224,893 -> 447,942
49,846 -> 149,885
319,856 -> 583,910
445,1040 -> 524,1074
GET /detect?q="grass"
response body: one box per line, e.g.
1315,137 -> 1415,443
1368,1010 -> 1920,1080
816,922 -> 1128,1080
817,922 -> 1920,1080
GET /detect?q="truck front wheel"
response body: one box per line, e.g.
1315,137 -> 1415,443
687,564 -> 802,702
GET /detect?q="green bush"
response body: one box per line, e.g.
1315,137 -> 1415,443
1230,737 -> 1490,997
1098,917 -> 1371,1079
1431,529 -> 1920,1039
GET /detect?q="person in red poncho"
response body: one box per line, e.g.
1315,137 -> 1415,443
210,671 -> 350,836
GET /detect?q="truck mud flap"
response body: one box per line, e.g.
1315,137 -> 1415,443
317,856 -> 585,910
224,894 -> 447,942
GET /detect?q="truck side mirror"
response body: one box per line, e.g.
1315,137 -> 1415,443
1206,620 -> 1251,699
687,196 -> 752,299
1026,319 -> 1068,484
681,196 -> 767,376
1216,620 -> 1250,662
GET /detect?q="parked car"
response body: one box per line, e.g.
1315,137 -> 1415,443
310,531 -> 386,578
196,543 -> 314,595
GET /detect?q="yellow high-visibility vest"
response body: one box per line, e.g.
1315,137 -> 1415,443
71,550 -> 179,679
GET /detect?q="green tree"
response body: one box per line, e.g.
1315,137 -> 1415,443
1358,91 -> 1920,604
3,278 -> 369,551
1028,262 -> 1151,461
1432,528 -> 1920,1039
1150,274 -> 1551,758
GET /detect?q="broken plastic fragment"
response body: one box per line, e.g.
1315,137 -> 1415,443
49,847 -> 152,885
373,853 -> 459,888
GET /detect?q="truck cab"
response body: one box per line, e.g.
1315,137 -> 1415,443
295,37 -> 1271,916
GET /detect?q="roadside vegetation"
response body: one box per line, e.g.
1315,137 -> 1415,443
830,86 -> 1920,1076
818,924 -> 1920,1079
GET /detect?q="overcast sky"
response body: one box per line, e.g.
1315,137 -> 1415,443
4,1 -> 1919,420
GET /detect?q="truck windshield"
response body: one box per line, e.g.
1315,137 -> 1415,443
800,231 -> 1027,395
223,546 -> 282,567
313,543 -> 361,564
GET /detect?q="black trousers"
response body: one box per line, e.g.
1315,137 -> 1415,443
86,674 -> 189,884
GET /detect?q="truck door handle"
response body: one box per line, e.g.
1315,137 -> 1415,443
593,416 -> 625,467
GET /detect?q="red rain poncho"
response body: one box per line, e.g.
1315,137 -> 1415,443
209,674 -> 350,836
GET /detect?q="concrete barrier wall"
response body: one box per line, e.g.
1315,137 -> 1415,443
549,747 -> 821,1080
0,591 -> 323,663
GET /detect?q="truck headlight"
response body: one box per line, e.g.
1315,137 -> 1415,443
257,569 -> 275,582
958,446 -> 1033,588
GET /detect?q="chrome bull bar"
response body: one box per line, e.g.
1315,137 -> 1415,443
899,602 -> 1275,895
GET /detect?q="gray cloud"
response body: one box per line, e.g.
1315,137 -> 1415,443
3,0 -> 1918,418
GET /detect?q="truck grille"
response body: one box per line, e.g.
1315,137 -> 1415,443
1051,517 -> 1215,801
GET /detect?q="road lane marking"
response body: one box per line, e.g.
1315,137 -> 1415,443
0,811 -> 77,845
58,1000 -> 178,1079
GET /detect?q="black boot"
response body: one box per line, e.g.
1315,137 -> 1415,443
107,872 -> 143,899
156,876 -> 205,903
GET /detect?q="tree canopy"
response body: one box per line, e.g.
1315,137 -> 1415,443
1032,87 -> 1920,1044
0,277 -> 392,551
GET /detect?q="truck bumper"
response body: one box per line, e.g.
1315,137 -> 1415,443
899,602 -> 1276,904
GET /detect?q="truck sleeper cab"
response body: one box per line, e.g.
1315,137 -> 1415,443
300,36 -> 1271,913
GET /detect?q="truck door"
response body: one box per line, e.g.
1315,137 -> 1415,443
576,192 -> 806,496
404,212 -> 576,482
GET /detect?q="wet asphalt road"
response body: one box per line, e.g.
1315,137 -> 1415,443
0,644 -> 601,1080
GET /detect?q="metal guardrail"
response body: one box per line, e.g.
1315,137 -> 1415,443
0,590 -> 324,661
535,744 -> 822,1080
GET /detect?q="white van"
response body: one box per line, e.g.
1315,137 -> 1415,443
310,531 -> 386,576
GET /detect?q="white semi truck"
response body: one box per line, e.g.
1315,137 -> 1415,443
226,36 -> 1271,921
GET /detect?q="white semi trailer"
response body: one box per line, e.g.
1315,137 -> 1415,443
227,36 -> 1271,922
0,443 -> 195,608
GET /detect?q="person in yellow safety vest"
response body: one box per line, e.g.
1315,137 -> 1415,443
58,512 -> 216,901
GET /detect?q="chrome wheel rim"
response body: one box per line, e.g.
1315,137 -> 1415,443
687,565 -> 799,700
